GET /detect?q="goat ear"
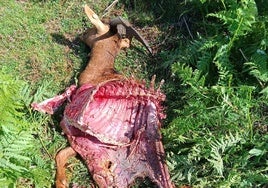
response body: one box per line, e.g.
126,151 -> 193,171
84,5 -> 109,34
119,38 -> 130,49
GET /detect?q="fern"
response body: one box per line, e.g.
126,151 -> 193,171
0,71 -> 34,185
207,0 -> 257,85
208,0 -> 257,40
207,132 -> 242,176
0,70 -> 57,187
166,46 -> 263,186
244,49 -> 268,96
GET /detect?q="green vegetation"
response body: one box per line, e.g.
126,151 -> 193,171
0,0 -> 267,187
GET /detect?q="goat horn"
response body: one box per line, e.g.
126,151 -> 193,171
110,17 -> 153,55
84,5 -> 109,34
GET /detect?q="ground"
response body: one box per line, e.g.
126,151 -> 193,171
1,0 -> 267,187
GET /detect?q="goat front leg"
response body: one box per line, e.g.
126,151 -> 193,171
55,147 -> 77,188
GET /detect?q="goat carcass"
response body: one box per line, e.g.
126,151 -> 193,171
32,5 -> 173,188
32,78 -> 173,187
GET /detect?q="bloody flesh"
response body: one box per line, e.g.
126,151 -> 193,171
32,79 -> 173,187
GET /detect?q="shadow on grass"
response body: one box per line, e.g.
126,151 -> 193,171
50,33 -> 86,56
50,32 -> 90,84
48,32 -> 89,142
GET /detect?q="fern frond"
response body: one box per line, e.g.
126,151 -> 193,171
244,49 -> 268,82
0,71 -> 41,186
207,132 -> 243,176
0,158 -> 28,173
172,62 -> 206,88
213,44 -> 233,85
208,0 -> 257,39
207,148 -> 224,176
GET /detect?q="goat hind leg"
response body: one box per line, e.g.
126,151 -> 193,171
55,147 -> 77,188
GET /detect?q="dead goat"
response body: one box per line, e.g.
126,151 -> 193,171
32,5 -> 174,188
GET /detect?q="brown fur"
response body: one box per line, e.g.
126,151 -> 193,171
78,28 -> 130,86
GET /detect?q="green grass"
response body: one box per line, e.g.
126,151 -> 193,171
0,0 -> 156,187
1,0 -> 268,187
0,0 -> 113,187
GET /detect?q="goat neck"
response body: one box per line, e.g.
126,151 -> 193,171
78,34 -> 125,86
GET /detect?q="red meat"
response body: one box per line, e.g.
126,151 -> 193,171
32,78 -> 173,188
